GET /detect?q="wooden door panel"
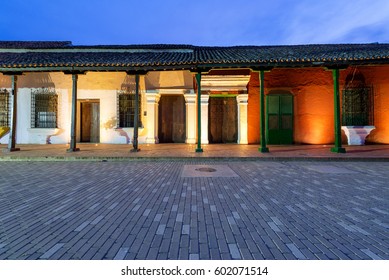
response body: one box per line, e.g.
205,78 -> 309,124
81,103 -> 91,142
209,97 -> 237,143
81,102 -> 100,143
267,94 -> 293,144
90,103 -> 100,143
158,95 -> 185,143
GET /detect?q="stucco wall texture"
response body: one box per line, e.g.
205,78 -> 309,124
1,66 -> 389,145
247,66 -> 389,144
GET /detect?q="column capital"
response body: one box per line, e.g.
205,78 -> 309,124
200,94 -> 209,103
236,93 -> 248,104
184,93 -> 196,104
145,91 -> 160,104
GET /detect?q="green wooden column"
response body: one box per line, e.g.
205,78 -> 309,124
131,74 -> 140,152
67,74 -> 80,152
195,72 -> 203,152
331,69 -> 346,153
259,70 -> 269,153
7,75 -> 20,152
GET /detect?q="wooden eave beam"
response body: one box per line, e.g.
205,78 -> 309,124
125,70 -> 149,75
2,60 -> 389,74
1,71 -> 24,76
63,70 -> 87,75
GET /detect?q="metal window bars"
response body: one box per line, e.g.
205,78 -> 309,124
116,87 -> 142,128
31,88 -> 58,128
342,86 -> 374,126
0,89 -> 10,127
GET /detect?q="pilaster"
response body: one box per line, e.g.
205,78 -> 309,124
184,92 -> 196,144
236,93 -> 248,144
145,91 -> 160,144
200,94 -> 209,145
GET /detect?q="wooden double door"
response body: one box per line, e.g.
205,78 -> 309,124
208,97 -> 238,143
158,95 -> 186,143
266,94 -> 293,144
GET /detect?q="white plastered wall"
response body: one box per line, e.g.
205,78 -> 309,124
1,72 -> 149,144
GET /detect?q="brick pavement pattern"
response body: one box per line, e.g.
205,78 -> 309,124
0,161 -> 388,260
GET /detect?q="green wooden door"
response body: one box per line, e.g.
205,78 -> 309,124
266,94 -> 293,144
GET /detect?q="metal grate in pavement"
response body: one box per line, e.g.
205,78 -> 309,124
181,165 -> 239,178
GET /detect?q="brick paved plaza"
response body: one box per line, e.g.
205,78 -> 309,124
0,160 -> 388,260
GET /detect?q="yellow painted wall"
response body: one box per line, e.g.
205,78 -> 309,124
0,126 -> 9,139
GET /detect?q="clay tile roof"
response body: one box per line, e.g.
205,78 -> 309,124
1,41 -> 389,71
0,41 -> 73,49
193,43 -> 389,65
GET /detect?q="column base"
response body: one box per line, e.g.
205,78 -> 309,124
67,148 -> 80,152
130,148 -> 141,153
258,147 -> 269,153
146,137 -> 158,144
330,147 -> 346,153
195,148 -> 203,153
3,147 -> 20,152
186,138 -> 196,144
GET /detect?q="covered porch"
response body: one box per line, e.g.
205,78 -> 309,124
1,143 -> 389,161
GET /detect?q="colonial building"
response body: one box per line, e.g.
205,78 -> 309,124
1,41 -> 389,153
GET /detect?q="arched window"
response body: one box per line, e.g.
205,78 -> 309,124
0,89 -> 10,127
342,71 -> 373,126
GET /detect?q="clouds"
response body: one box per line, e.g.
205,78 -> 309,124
280,0 -> 389,44
0,0 -> 388,45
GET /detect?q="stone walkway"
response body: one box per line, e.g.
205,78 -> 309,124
1,143 -> 389,161
0,160 -> 388,260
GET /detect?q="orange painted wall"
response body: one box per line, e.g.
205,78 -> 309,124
352,65 -> 389,144
248,68 -> 335,144
248,66 -> 389,144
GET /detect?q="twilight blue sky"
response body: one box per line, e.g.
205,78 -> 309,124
1,0 -> 389,46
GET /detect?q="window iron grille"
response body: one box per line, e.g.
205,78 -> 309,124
117,89 -> 142,128
342,86 -> 374,126
31,88 -> 58,128
0,89 -> 10,127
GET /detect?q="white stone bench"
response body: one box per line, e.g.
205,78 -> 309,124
341,126 -> 375,145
